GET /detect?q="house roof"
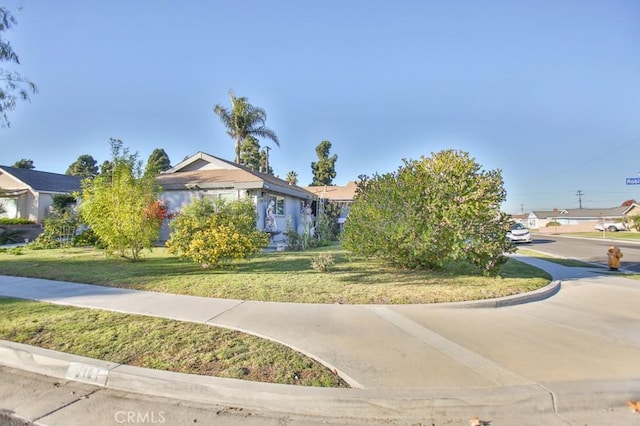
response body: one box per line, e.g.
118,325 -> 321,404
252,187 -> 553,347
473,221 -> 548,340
531,206 -> 630,219
303,182 -> 358,202
156,152 -> 315,199
0,166 -> 82,193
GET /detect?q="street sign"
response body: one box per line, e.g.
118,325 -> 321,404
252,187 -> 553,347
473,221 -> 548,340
626,177 -> 640,185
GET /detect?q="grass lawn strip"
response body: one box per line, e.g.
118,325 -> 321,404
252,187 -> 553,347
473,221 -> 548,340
0,297 -> 347,387
0,246 -> 551,304
515,248 -> 603,268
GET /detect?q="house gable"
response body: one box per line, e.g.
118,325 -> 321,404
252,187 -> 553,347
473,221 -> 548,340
166,152 -> 239,173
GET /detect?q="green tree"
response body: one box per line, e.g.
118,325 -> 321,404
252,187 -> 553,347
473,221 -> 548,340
12,158 -> 34,169
0,7 -> 37,127
98,160 -> 113,178
259,148 -> 273,175
238,136 -> 261,170
66,154 -> 98,179
145,148 -> 171,175
285,171 -> 298,185
166,198 -> 269,268
310,140 -> 337,186
79,139 -> 162,261
342,149 -> 512,276
213,90 -> 279,164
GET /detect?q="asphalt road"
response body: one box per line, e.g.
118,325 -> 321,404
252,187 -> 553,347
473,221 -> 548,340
526,233 -> 640,272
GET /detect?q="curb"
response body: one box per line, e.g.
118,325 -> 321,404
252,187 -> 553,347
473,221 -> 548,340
2,340 -> 637,423
429,280 -> 562,309
0,340 -> 555,421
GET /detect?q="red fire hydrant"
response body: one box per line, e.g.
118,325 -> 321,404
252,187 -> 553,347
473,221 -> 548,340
607,246 -> 623,271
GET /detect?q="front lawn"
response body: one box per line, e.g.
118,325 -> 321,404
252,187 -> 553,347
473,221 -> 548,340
0,245 -> 551,304
0,297 -> 348,387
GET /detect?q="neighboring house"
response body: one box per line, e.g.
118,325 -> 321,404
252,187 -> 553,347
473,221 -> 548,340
303,181 -> 358,228
531,206 -> 640,233
0,166 -> 82,224
155,152 -> 316,244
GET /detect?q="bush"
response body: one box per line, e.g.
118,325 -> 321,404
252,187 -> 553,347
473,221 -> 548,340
166,198 -> 270,268
31,212 -> 80,249
51,194 -> 77,214
342,150 -> 512,276
546,221 -> 561,227
315,201 -> 341,245
0,226 -> 26,245
284,216 -> 303,250
0,218 -> 34,225
310,253 -> 335,272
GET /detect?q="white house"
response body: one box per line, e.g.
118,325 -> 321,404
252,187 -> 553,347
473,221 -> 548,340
155,152 -> 316,244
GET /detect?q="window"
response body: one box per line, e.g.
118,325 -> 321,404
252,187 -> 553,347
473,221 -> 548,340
268,196 -> 285,215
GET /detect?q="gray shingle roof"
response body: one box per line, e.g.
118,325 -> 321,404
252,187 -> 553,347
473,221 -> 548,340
0,166 -> 82,193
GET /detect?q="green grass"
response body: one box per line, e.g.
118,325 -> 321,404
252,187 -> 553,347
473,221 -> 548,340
0,297 -> 348,388
0,245 -> 552,386
0,245 -> 551,304
515,248 -> 602,268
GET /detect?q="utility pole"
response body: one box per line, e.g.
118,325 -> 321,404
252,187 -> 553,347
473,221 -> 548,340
576,190 -> 584,209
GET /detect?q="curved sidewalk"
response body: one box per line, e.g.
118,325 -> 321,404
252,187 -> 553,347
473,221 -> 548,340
1,255 -> 640,425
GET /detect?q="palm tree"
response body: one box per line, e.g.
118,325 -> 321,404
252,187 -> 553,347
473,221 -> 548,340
213,90 -> 279,164
285,171 -> 298,185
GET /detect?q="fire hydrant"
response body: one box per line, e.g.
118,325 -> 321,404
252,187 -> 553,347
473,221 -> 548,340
607,246 -> 623,271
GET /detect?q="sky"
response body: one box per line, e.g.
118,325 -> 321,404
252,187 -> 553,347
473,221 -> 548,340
1,0 -> 639,214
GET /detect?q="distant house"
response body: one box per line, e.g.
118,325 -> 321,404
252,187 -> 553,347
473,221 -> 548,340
530,206 -> 640,232
303,181 -> 358,228
155,152 -> 316,244
0,166 -> 82,224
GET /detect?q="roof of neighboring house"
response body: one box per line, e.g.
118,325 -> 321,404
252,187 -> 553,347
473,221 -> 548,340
303,182 -> 358,202
0,166 -> 82,193
156,152 -> 315,199
531,206 -> 630,219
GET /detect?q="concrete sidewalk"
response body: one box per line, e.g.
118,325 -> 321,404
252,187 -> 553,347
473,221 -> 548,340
1,255 -> 640,425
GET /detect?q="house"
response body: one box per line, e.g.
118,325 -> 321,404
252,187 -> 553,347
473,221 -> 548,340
155,152 -> 316,244
0,166 -> 82,224
303,181 -> 358,229
531,205 -> 640,233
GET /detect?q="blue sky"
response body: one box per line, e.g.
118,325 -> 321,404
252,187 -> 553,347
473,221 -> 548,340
2,0 -> 639,213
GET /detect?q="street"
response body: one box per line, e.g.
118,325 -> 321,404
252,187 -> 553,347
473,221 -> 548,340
526,233 -> 640,272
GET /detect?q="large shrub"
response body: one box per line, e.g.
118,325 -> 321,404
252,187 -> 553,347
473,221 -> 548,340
342,149 -> 513,276
79,139 -> 163,261
166,198 -> 269,268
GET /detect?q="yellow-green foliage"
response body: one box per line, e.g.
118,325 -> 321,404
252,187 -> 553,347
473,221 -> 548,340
79,140 -> 162,261
167,198 -> 269,268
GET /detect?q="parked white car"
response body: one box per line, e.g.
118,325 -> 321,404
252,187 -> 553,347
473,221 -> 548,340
507,222 -> 532,243
595,222 -> 628,232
